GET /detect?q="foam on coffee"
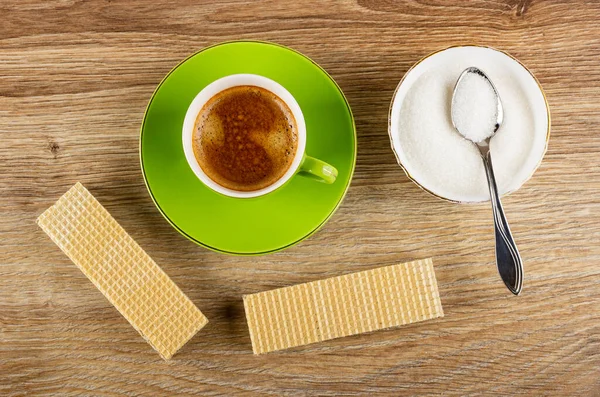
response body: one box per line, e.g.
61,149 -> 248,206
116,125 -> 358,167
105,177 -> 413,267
192,86 -> 298,192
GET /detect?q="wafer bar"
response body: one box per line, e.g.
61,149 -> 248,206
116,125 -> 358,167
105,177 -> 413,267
243,258 -> 443,354
37,183 -> 208,359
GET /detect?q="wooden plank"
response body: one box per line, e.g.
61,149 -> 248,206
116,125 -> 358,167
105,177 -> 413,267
1,0 -> 599,395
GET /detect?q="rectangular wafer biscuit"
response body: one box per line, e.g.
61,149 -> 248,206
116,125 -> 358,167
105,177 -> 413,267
243,258 -> 443,354
37,183 -> 208,359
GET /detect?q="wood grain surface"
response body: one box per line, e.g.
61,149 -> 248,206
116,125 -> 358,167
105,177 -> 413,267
1,1 -> 599,395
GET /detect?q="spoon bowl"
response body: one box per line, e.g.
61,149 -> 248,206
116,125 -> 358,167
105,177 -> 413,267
452,67 -> 504,145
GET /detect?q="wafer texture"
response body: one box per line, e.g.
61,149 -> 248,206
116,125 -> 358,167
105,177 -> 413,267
243,258 -> 443,354
37,183 -> 208,359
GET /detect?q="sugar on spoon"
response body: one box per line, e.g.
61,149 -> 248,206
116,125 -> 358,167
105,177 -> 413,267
451,67 -> 523,295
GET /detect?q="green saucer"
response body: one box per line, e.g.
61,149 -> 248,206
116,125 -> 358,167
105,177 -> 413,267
140,41 -> 356,255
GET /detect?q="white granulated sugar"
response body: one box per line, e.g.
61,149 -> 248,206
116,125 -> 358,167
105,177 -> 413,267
397,62 -> 535,201
452,72 -> 499,143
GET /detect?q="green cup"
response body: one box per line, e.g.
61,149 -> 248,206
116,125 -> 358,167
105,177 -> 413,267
182,73 -> 338,198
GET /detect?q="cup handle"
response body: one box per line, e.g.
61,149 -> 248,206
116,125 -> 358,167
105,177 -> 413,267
298,155 -> 338,184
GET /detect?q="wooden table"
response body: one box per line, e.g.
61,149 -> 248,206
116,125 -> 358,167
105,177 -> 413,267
2,1 -> 599,395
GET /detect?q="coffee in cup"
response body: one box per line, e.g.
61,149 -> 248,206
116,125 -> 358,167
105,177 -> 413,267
192,86 -> 298,192
182,74 -> 337,198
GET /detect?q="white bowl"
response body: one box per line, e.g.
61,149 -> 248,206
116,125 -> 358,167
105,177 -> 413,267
388,46 -> 550,203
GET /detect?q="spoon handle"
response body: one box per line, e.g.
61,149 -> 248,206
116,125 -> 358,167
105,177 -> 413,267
481,151 -> 523,295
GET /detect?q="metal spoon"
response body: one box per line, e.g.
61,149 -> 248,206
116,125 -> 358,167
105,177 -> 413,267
451,67 -> 523,295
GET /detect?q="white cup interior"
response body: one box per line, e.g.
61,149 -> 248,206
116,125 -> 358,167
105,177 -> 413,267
182,74 -> 306,198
